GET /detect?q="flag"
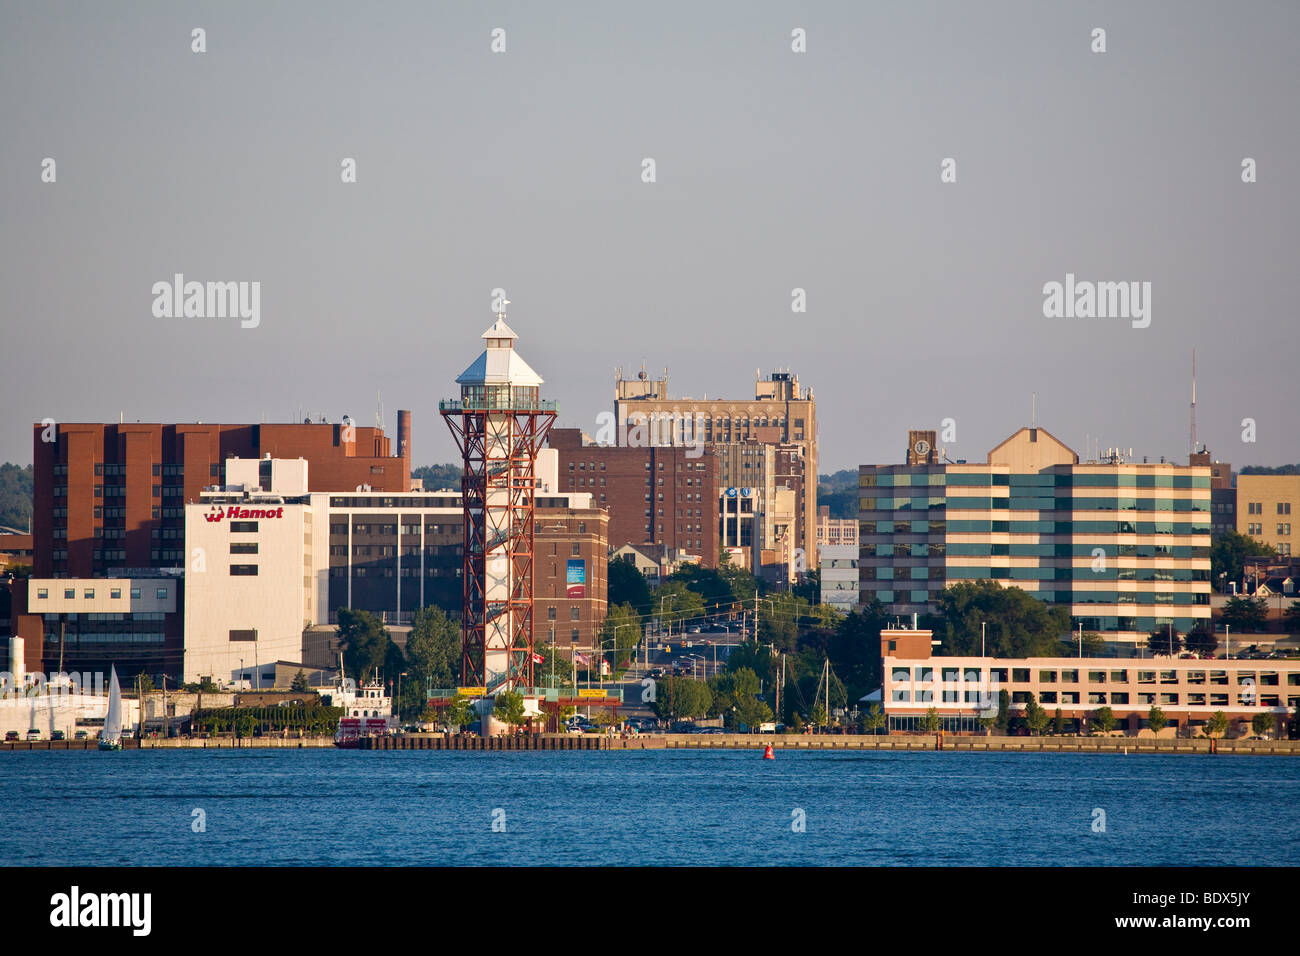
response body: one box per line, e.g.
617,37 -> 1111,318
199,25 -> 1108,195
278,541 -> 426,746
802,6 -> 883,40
531,653 -> 544,664
574,652 -> 591,665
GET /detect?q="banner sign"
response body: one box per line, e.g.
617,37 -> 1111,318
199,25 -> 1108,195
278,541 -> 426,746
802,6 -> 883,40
566,558 -> 586,598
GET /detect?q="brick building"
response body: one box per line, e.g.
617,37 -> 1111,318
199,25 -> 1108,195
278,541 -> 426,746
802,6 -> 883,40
547,427 -> 719,568
31,411 -> 412,578
535,506 -> 609,655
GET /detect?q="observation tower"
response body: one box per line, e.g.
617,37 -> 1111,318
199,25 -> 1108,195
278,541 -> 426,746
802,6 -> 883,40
440,309 -> 556,694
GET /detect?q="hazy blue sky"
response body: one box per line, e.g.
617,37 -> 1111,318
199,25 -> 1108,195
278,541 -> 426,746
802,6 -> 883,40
2,0 -> 1297,473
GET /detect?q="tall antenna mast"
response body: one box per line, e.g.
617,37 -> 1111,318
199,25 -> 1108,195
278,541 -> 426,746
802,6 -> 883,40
1189,349 -> 1198,455
1031,392 -> 1037,428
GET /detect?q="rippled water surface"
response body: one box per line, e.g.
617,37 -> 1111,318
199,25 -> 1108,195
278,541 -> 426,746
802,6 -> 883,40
3,749 -> 1297,866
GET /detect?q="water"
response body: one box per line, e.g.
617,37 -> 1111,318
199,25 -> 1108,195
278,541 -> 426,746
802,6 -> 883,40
3,749 -> 1297,866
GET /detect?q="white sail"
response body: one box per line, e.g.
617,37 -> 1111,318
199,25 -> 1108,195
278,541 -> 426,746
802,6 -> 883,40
103,666 -> 123,742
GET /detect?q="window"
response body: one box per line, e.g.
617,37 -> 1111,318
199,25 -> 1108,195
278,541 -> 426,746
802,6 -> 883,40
84,589 -> 94,599
571,607 -> 580,620
64,588 -> 75,599
131,588 -> 141,599
230,521 -> 258,533
230,542 -> 258,554
571,629 -> 580,644
37,589 -> 48,599
571,544 -> 580,555
110,588 -> 121,599
156,587 -> 168,599
547,607 -> 556,620
229,565 -> 259,576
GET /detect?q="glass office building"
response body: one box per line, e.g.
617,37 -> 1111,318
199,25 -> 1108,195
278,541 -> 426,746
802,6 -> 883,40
859,427 -> 1212,646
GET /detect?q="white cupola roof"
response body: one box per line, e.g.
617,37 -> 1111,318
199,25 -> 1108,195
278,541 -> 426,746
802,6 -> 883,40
456,319 -> 544,387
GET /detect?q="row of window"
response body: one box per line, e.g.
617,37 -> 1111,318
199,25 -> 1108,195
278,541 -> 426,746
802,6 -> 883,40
862,520 -> 1212,535
1244,523 -> 1292,536
35,586 -> 168,601
862,472 -> 1213,489
1246,501 -> 1293,515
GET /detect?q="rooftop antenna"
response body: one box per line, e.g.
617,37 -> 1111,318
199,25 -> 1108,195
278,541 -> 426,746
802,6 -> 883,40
1190,348 -> 1198,455
375,390 -> 383,430
1031,392 -> 1037,428
497,297 -> 511,322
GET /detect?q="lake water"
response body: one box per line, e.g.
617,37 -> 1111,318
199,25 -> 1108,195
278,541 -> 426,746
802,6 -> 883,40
3,749 -> 1297,866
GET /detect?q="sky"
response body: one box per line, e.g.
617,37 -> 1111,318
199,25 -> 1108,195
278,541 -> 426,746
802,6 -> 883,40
1,0 -> 1297,474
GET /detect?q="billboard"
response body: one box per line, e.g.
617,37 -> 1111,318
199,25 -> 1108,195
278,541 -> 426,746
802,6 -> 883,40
566,558 -> 586,598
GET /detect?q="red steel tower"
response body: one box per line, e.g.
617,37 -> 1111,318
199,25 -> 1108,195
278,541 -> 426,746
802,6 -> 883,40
440,315 -> 556,693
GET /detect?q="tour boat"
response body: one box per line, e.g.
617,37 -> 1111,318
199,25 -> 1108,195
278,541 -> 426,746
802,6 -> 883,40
330,672 -> 399,748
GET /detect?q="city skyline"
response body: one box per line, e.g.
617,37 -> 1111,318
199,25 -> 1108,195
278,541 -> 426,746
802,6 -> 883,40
3,1 -> 1297,472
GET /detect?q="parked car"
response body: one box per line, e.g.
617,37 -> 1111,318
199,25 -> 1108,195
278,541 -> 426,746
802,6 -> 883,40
51,730 -> 65,741
74,730 -> 88,740
3,731 -> 18,742
26,729 -> 42,740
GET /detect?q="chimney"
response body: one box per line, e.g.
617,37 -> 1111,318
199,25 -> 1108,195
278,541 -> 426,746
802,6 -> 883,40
397,409 -> 411,464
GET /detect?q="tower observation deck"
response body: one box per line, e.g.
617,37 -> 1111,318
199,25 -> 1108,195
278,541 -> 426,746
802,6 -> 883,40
440,314 -> 556,693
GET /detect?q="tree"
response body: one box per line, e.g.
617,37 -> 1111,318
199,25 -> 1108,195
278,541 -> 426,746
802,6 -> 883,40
708,667 -> 771,730
1147,705 -> 1168,735
405,605 -> 460,689
409,463 -> 463,491
1221,596 -> 1268,633
444,696 -> 476,731
1251,713 -> 1273,739
608,558 -> 652,613
1284,601 -> 1300,636
1146,627 -> 1182,657
862,704 -> 885,735
493,691 -> 526,731
336,608 -> 390,684
1184,625 -> 1218,658
0,462 -> 33,531
921,707 -> 942,734
656,581 -> 705,631
994,689 -> 1011,734
1092,706 -> 1117,735
1210,531 -> 1275,590
933,580 -> 1072,658
1024,692 -> 1050,736
1052,707 -> 1066,736
290,670 -> 311,693
600,603 -> 642,670
1206,711 -> 1230,739
651,676 -> 713,721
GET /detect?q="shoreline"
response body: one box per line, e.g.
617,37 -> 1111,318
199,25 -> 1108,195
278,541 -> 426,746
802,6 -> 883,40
3,733 -> 1297,755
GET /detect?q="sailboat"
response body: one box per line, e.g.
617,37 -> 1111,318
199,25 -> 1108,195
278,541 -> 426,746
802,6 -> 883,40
98,665 -> 124,751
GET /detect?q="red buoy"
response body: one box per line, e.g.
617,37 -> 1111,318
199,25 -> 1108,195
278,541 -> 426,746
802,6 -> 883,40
762,744 -> 775,760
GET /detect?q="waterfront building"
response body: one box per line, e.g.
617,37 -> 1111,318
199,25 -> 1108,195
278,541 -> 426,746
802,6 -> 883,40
859,427 -> 1213,649
30,413 -> 411,579
879,627 -> 1300,737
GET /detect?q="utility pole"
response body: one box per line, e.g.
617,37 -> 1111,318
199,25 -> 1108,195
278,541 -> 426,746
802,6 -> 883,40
161,674 -> 167,739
